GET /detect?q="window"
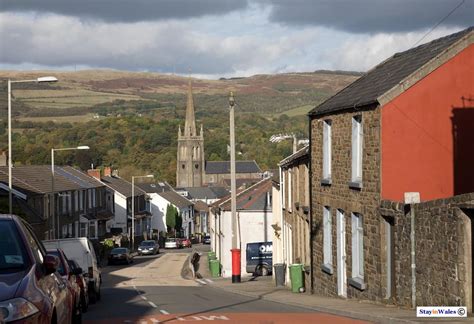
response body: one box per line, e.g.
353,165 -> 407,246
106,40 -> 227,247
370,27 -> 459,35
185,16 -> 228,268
351,213 -> 364,281
92,188 -> 96,207
89,221 -> 96,238
68,192 -> 72,213
75,191 -> 79,212
88,189 -> 92,209
322,120 -> 332,183
80,222 -> 87,237
62,193 -> 67,214
322,206 -> 333,273
287,169 -> 292,212
62,224 -> 67,238
79,190 -> 84,211
351,115 -> 363,186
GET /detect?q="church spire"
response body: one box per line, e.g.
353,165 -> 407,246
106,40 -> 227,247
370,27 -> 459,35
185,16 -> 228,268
184,78 -> 196,137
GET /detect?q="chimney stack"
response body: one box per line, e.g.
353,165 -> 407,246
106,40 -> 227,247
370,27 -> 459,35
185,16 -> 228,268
87,169 -> 101,181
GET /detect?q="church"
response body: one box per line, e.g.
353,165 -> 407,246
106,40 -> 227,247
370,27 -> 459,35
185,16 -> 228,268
176,80 -> 262,188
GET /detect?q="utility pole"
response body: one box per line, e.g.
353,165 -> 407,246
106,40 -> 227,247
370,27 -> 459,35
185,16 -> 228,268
229,92 -> 240,283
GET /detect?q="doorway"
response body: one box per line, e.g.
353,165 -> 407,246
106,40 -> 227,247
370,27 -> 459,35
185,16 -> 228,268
337,209 -> 347,297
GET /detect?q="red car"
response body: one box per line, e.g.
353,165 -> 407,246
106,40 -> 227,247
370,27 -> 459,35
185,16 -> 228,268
68,259 -> 89,313
47,249 -> 82,322
0,215 -> 72,324
179,238 -> 192,248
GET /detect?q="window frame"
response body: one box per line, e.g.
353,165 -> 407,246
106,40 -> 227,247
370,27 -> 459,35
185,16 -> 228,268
350,115 -> 363,188
349,212 -> 366,290
322,119 -> 332,184
322,206 -> 333,274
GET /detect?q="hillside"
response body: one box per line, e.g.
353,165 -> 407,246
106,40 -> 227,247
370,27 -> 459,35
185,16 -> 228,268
0,70 -> 360,120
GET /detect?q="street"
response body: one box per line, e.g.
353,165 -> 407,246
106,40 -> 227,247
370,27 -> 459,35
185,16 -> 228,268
84,245 -> 368,324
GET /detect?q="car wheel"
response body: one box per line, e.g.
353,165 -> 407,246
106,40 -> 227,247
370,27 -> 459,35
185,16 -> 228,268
256,265 -> 269,276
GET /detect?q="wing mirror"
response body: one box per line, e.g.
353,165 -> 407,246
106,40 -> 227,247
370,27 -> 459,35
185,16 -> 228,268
73,267 -> 83,276
44,255 -> 60,275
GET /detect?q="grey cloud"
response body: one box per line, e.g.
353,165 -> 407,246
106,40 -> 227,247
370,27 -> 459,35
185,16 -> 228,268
0,0 -> 248,23
263,0 -> 474,33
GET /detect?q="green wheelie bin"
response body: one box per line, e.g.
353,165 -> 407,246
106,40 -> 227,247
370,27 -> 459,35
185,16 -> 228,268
289,264 -> 304,293
209,259 -> 220,278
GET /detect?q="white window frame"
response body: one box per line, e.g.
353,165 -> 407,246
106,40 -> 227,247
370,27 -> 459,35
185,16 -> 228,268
351,213 -> 364,280
322,119 -> 332,182
323,206 -> 333,270
287,169 -> 292,212
351,115 -> 363,185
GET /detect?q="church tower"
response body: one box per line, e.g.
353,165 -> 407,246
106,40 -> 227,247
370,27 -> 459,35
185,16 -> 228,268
176,79 -> 205,187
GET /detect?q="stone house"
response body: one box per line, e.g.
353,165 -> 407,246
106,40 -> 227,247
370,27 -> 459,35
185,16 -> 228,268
210,177 -> 273,278
308,27 -> 474,307
0,165 -> 110,240
278,145 -> 311,288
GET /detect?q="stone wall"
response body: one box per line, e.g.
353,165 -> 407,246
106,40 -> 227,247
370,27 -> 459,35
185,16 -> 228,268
380,192 -> 474,310
310,105 -> 383,301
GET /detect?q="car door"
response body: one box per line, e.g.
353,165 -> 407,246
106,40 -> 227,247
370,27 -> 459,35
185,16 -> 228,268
23,224 -> 71,324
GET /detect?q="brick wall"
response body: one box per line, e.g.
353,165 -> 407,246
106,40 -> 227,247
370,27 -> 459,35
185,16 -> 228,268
381,193 -> 474,310
310,105 -> 383,301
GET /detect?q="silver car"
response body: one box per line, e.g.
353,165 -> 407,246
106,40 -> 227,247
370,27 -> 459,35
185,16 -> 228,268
165,238 -> 178,249
137,240 -> 160,255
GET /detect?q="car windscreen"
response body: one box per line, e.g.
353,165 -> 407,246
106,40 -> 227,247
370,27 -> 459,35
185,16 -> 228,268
141,241 -> 155,246
47,251 -> 66,276
0,220 -> 29,272
111,248 -> 127,254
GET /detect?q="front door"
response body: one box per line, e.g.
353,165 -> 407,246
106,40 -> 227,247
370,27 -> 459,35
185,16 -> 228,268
337,209 -> 347,297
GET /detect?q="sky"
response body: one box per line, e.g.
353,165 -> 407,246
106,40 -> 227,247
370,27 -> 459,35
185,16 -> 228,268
0,0 -> 472,79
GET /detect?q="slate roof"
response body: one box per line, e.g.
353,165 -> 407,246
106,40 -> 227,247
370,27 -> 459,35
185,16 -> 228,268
101,176 -> 146,198
158,190 -> 194,209
194,200 -> 209,212
216,178 -> 272,211
137,182 -> 172,193
309,27 -> 473,117
205,161 -> 261,174
279,145 -> 309,168
0,165 -> 102,196
179,186 -> 229,200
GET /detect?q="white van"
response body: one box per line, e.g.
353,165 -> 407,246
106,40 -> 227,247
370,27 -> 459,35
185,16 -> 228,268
43,238 -> 102,303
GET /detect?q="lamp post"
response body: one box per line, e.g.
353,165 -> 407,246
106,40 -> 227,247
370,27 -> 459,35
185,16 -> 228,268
51,146 -> 90,239
228,91 -> 240,283
131,174 -> 154,251
7,76 -> 58,214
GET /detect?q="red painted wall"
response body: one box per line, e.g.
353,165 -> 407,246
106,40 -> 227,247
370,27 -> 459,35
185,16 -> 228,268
382,44 -> 474,202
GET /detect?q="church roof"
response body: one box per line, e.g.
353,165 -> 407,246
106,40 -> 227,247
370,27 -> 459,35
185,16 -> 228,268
205,161 -> 261,174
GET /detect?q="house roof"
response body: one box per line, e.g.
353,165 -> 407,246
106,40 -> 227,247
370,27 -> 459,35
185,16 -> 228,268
216,178 -> 272,211
309,27 -> 474,117
158,190 -> 194,209
0,165 -> 102,195
194,200 -> 209,212
279,145 -> 309,168
179,186 -> 229,200
205,161 -> 261,174
101,175 -> 146,198
137,182 -> 172,193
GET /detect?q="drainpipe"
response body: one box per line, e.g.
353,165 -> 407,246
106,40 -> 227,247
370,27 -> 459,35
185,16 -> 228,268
308,117 -> 314,294
411,204 -> 416,309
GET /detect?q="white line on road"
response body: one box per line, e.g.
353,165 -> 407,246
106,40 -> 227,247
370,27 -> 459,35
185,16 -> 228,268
140,295 -> 147,300
204,279 -> 213,284
160,310 -> 170,315
148,301 -> 157,308
195,279 -> 207,285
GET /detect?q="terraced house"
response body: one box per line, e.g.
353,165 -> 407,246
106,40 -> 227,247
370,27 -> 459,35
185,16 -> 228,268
309,27 -> 474,309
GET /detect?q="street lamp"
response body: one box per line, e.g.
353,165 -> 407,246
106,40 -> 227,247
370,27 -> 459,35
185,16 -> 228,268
228,91 -> 240,283
131,174 -> 154,251
7,76 -> 58,214
51,145 -> 90,239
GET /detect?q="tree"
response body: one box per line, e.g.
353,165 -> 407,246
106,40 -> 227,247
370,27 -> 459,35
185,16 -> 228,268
166,204 -> 176,234
175,211 -> 182,235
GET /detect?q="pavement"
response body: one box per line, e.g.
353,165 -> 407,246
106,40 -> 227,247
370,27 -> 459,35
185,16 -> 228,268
196,253 -> 474,324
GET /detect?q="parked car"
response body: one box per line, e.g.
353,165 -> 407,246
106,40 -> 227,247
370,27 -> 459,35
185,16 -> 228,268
68,259 -> 89,313
246,242 -> 273,276
43,237 -> 102,304
165,238 -> 178,249
180,238 -> 192,248
0,215 -> 72,324
47,248 -> 82,323
108,248 -> 133,265
203,235 -> 211,244
138,240 -> 159,255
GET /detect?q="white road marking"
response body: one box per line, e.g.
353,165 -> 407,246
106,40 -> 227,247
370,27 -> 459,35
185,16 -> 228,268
204,279 -> 213,284
140,295 -> 147,300
160,310 -> 170,315
148,301 -> 157,308
150,319 -> 161,323
195,279 -> 207,285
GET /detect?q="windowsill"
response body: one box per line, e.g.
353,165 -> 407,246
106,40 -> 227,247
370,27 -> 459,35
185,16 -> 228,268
348,181 -> 363,190
321,178 -> 332,186
348,277 -> 367,291
321,263 -> 333,275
